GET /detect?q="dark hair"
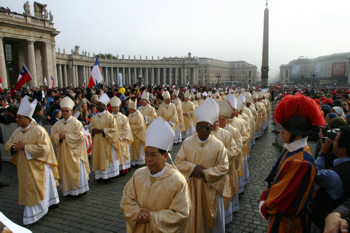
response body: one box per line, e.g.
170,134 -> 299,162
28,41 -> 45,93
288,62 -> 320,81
328,117 -> 346,129
54,95 -> 61,101
338,125 -> 350,156
158,149 -> 167,155
34,105 -> 44,114
333,99 -> 342,107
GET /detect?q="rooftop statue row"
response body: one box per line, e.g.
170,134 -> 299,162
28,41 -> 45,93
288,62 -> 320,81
23,1 -> 53,22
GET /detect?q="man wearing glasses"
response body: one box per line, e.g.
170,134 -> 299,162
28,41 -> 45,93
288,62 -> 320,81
50,96 -> 90,196
176,98 -> 230,233
121,117 -> 190,232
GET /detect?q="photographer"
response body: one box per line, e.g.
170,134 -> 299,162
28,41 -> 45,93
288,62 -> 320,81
314,117 -> 347,168
311,125 -> 350,231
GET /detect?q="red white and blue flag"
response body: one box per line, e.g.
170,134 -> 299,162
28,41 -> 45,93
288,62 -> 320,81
15,65 -> 32,91
51,76 -> 55,89
88,58 -> 103,87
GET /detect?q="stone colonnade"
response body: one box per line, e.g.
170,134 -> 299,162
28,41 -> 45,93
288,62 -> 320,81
0,37 -> 56,89
54,63 -> 199,88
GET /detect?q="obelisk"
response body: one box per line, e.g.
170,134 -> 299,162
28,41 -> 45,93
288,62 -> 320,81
261,0 -> 269,87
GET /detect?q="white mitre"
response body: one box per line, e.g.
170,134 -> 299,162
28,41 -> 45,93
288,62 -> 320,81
110,96 -> 121,107
172,89 -> 179,97
238,94 -> 246,104
60,96 -> 74,110
145,117 -> 175,151
99,93 -> 110,106
219,100 -> 233,118
17,95 -> 37,118
193,97 -> 219,125
128,99 -> 137,110
162,91 -> 170,99
184,92 -> 191,99
141,91 -> 149,100
236,98 -> 244,111
226,94 -> 237,110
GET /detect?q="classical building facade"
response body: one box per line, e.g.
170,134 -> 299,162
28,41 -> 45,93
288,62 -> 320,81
0,3 -> 258,89
280,52 -> 350,85
0,2 -> 58,89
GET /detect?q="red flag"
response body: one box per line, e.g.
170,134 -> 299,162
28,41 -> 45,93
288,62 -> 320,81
274,84 -> 280,89
15,65 -> 32,91
0,76 -> 3,93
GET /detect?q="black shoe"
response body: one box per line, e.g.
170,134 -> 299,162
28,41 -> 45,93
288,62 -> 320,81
0,182 -> 9,188
48,204 -> 59,211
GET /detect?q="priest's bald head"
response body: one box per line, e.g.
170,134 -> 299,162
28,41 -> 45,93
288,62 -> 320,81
145,117 -> 175,174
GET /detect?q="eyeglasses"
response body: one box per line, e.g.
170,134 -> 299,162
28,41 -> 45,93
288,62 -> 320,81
61,110 -> 70,113
145,152 -> 161,158
196,125 -> 212,131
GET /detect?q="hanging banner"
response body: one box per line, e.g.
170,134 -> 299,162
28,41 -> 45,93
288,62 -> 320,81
332,63 -> 346,77
119,73 -> 123,87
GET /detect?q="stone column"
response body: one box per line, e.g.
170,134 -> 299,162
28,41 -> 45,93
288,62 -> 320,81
151,68 -> 154,85
63,65 -> 68,87
111,67 -> 114,85
128,67 -> 131,85
103,67 -> 106,85
192,67 -> 197,84
75,65 -> 79,87
162,68 -> 166,84
86,66 -> 89,84
169,68 -> 173,85
145,68 -> 149,85
182,68 -> 186,85
0,37 -> 8,89
122,67 -> 126,86
58,64 -> 63,88
175,67 -> 178,85
157,68 -> 160,85
27,40 -> 37,87
82,65 -> 86,85
71,65 -> 76,87
116,67 -> 119,86
134,67 -> 137,84
52,43 -> 57,86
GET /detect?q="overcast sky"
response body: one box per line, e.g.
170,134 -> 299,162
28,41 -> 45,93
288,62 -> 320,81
2,0 -> 350,81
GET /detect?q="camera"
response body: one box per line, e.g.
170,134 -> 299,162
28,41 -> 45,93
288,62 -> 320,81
322,128 -> 340,142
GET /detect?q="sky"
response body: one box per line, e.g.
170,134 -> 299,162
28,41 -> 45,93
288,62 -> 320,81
2,0 -> 350,82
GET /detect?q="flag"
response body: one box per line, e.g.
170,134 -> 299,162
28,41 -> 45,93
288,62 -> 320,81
274,83 -> 280,89
44,77 -> 48,86
15,65 -> 32,91
0,76 -> 3,93
51,76 -> 55,89
88,58 -> 103,87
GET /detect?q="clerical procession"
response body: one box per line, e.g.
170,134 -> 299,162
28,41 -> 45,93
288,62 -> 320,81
2,1 -> 350,233
3,65 -> 350,232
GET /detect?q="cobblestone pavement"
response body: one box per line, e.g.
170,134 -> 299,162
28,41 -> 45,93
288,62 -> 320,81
0,120 -> 318,233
